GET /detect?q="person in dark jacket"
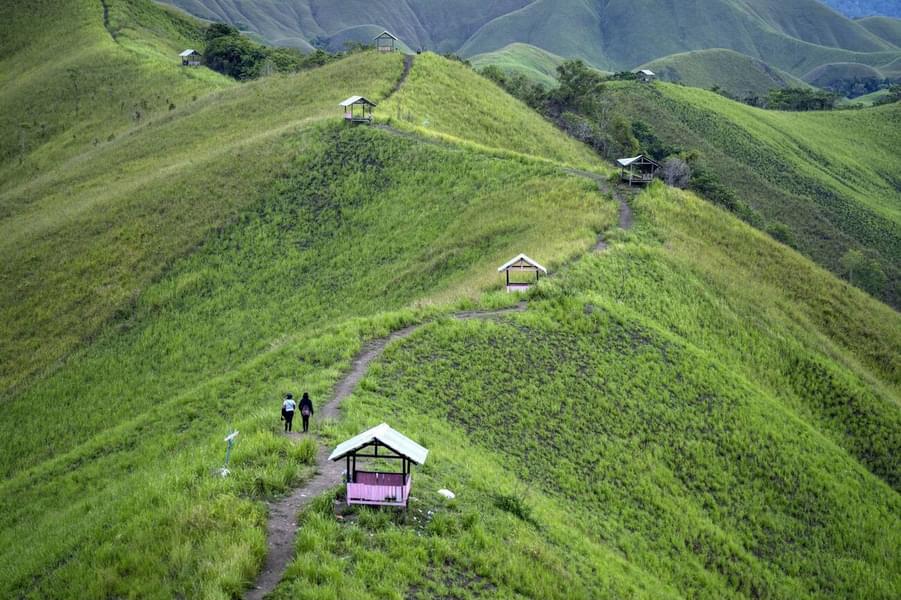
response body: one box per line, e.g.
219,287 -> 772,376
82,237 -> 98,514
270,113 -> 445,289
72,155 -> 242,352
299,392 -> 314,433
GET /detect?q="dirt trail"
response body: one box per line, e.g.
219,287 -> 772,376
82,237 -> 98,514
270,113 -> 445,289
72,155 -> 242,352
246,304 -> 525,599
386,54 -> 414,99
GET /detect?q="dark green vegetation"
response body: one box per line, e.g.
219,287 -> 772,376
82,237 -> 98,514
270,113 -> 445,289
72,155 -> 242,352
802,61 -> 894,98
642,49 -> 809,99
3,1 -> 900,599
274,183 -> 901,599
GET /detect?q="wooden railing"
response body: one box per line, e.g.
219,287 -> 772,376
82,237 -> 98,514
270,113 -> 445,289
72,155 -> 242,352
347,472 -> 411,507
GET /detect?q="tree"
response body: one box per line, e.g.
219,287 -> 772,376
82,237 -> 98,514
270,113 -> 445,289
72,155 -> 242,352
840,249 -> 887,296
661,156 -> 691,188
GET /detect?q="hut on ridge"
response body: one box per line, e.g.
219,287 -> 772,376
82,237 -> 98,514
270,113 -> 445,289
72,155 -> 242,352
636,69 -> 656,83
179,49 -> 201,67
329,423 -> 428,508
374,31 -> 399,53
340,96 -> 376,124
498,254 -> 547,293
617,155 -> 660,185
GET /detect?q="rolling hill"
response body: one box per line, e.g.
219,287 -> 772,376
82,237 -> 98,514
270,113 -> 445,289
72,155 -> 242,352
161,0 -> 901,79
642,48 -> 810,98
586,80 -> 900,306
470,43 -> 572,88
857,16 -> 901,47
2,1 -> 899,599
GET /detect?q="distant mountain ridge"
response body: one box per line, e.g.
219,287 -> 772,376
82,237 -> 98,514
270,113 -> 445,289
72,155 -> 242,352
160,0 -> 901,76
821,1 -> 901,18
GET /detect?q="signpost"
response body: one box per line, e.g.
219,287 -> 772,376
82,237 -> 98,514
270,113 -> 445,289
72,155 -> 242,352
219,430 -> 239,477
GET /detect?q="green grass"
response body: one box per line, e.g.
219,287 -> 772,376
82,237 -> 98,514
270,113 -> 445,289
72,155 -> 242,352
272,183 -> 900,600
381,53 -> 603,169
643,49 -> 810,98
593,80 -> 901,306
857,16 -> 901,47
470,43 -> 572,88
2,2 -> 899,599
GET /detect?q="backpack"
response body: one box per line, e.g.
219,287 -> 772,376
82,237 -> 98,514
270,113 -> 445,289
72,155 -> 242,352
301,404 -> 311,417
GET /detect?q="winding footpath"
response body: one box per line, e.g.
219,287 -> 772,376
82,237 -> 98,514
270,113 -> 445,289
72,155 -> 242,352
246,53 -> 636,599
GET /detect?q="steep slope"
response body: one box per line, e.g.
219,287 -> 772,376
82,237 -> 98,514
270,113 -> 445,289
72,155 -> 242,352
272,183 -> 901,599
643,48 -> 810,97
857,16 -> 901,48
592,81 -> 900,306
160,0 -> 901,76
470,43 -> 572,88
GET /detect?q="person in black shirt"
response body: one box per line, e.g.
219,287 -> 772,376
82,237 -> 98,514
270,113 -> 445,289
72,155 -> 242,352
299,392 -> 314,433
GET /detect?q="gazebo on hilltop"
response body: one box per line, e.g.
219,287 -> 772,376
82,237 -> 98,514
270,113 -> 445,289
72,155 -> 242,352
636,69 -> 656,83
179,49 -> 201,67
498,254 -> 547,293
617,155 -> 660,185
329,423 -> 428,508
340,96 -> 376,124
374,31 -> 399,53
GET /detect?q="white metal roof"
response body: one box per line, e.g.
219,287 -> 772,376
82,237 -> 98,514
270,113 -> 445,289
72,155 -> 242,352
340,96 -> 377,107
374,31 -> 398,41
637,69 -> 655,76
329,423 -> 429,465
497,253 -> 548,274
617,155 -> 660,167
179,49 -> 199,57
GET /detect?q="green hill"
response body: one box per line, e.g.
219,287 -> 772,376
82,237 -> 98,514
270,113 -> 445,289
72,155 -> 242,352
858,16 -> 901,46
643,48 -> 810,98
272,183 -> 901,599
470,43 -> 572,88
1,2 -> 899,599
579,80 -> 900,306
161,0 -> 901,77
802,61 -> 888,94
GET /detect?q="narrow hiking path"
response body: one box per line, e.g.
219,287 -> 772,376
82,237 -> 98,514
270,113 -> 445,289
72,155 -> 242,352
248,68 -> 640,594
246,304 -> 526,599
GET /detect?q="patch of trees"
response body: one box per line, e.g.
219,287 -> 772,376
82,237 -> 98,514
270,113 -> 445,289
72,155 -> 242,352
874,84 -> 901,106
203,23 -> 356,80
711,86 -> 841,111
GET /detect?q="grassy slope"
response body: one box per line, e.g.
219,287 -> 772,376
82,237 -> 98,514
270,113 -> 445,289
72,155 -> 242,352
275,183 -> 900,600
858,16 -> 901,47
643,48 -> 810,97
598,81 -> 901,306
469,43 -> 570,88
0,3 -> 615,597
0,0 -> 230,188
380,53 -> 603,169
802,61 -> 886,86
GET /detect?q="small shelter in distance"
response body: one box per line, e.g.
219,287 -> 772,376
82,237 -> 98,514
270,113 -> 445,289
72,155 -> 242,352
329,423 -> 428,508
636,69 -> 656,83
374,31 -> 399,53
340,96 -> 376,124
617,155 -> 660,185
179,49 -> 201,67
498,253 -> 547,293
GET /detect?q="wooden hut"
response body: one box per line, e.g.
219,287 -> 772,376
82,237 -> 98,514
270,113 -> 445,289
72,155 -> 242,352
374,31 -> 399,53
617,155 -> 660,185
179,49 -> 201,67
498,254 -> 547,293
329,423 -> 428,508
636,69 -> 656,83
340,96 -> 376,124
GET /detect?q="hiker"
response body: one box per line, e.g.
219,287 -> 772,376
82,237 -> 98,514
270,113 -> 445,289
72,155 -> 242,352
299,392 -> 314,433
282,393 -> 296,432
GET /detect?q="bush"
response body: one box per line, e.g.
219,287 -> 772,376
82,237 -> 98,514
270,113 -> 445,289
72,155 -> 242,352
661,156 -> 692,188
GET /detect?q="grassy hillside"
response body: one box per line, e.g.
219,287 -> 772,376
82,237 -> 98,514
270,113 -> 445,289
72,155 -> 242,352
643,49 -> 810,98
380,53 -> 603,168
858,16 -> 901,46
802,61 -> 887,90
470,43 -> 571,88
271,183 -> 901,599
160,0 -> 901,77
591,80 -> 901,306
0,0 -> 231,188
2,2 -> 899,599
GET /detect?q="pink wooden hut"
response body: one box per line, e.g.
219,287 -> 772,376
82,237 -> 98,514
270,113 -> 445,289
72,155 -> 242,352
498,253 -> 547,293
328,423 -> 428,508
